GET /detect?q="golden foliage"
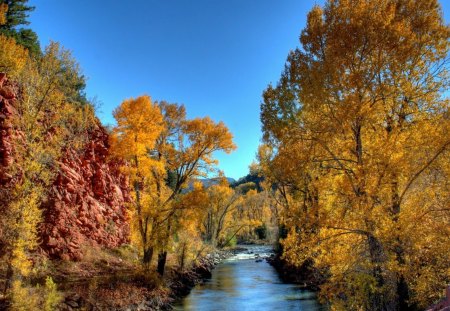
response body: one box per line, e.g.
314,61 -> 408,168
199,179 -> 241,246
0,3 -> 7,25
110,98 -> 236,273
180,178 -> 270,248
110,95 -> 165,267
0,35 -> 29,78
10,280 -> 40,311
260,0 -> 450,309
111,95 -> 164,164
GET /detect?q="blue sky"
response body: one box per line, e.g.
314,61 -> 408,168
28,0 -> 450,180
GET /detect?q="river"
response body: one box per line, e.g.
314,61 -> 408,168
173,245 -> 325,311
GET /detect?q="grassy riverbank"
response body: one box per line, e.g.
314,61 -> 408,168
57,248 -> 232,310
0,245 -> 232,310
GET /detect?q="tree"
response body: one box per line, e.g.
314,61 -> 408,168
151,105 -> 236,275
199,179 -> 241,247
0,0 -> 40,55
261,0 -> 449,309
235,187 -> 272,241
110,95 -> 164,267
232,162 -> 264,192
0,0 -> 33,29
171,181 -> 210,271
180,178 -> 266,248
110,99 -> 236,275
0,31 -> 28,77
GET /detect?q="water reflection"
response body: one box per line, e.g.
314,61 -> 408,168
174,246 -> 324,311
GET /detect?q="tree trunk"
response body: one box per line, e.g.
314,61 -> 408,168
367,234 -> 389,311
391,179 -> 411,310
157,251 -> 168,276
397,275 -> 410,311
143,246 -> 154,266
179,242 -> 186,271
157,219 -> 172,276
3,260 -> 12,294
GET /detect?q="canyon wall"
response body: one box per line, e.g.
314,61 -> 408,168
0,73 -> 130,260
40,125 -> 131,260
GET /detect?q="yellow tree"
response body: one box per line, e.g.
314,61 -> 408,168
261,0 -> 449,309
152,106 -> 236,275
111,99 -> 236,275
200,179 -> 241,247
171,181 -> 210,271
234,186 -> 273,241
110,95 -> 164,266
179,178 -> 258,248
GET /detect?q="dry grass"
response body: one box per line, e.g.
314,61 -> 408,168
1,243 -> 209,310
50,244 -> 179,309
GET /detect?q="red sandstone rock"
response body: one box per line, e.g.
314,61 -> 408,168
0,73 -> 6,87
0,86 -> 15,100
40,124 -> 131,260
0,73 -> 131,260
0,77 -> 16,184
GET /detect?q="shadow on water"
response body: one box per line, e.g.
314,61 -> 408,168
173,246 -> 325,311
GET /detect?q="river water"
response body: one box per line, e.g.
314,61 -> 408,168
173,245 -> 324,311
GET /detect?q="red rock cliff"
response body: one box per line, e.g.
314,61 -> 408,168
41,125 -> 131,260
0,73 -> 17,182
0,73 -> 130,260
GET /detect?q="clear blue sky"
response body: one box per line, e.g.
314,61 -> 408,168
28,0 -> 450,180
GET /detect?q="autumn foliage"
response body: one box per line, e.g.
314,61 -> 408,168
260,0 -> 450,309
110,96 -> 236,275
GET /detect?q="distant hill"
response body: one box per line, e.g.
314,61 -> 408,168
231,173 -> 264,192
196,177 -> 236,188
184,177 -> 236,192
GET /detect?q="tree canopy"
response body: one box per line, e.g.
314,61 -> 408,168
0,0 -> 40,55
260,0 -> 450,309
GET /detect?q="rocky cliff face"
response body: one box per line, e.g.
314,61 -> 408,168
40,125 -> 131,260
0,73 -> 130,260
0,73 -> 17,184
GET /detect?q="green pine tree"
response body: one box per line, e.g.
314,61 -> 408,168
0,0 -> 40,55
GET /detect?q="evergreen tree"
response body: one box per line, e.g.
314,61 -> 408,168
0,0 -> 40,55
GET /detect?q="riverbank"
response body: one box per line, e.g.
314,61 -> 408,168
266,252 -> 327,291
51,246 -> 233,310
167,251 -> 232,304
0,243 -> 243,310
